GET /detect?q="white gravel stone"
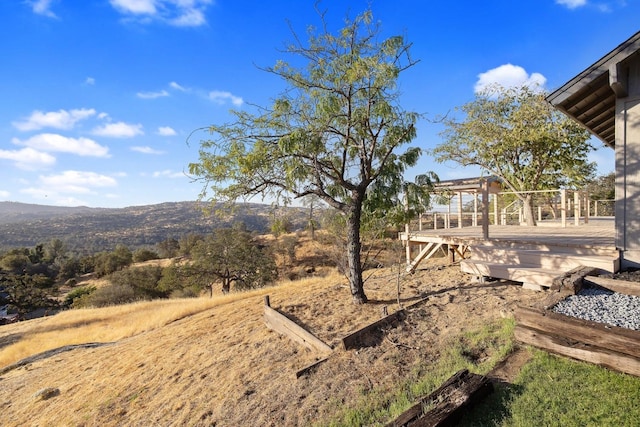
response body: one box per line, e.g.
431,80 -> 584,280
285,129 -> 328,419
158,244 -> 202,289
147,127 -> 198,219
552,286 -> 640,331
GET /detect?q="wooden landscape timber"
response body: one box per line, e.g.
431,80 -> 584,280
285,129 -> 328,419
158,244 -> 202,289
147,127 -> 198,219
342,308 -> 407,350
515,304 -> 640,377
263,295 -> 332,355
386,369 -> 493,427
341,297 -> 429,351
584,275 -> 640,297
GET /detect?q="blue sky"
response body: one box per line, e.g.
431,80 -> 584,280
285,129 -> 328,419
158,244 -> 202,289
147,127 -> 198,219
0,0 -> 636,208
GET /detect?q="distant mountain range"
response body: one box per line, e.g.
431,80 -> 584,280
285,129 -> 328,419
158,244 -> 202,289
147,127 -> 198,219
0,201 -> 307,253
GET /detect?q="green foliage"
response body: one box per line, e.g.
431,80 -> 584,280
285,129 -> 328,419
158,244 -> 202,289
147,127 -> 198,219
73,283 -> 139,308
157,238 -> 180,258
132,248 -> 160,263
64,285 -> 96,308
93,245 -> 134,277
59,257 -> 82,281
43,238 -> 67,264
0,273 -> 59,315
432,85 -> 595,225
585,172 -> 615,201
107,266 -> 165,299
188,8 -> 430,303
0,253 -> 31,273
178,233 -> 204,257
157,263 -> 205,298
191,228 -> 277,294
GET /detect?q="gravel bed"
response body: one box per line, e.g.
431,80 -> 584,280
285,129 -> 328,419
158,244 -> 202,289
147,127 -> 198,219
552,286 -> 640,331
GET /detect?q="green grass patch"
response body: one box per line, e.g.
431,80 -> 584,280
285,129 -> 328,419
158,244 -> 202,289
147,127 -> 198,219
459,350 -> 640,427
317,317 -> 516,427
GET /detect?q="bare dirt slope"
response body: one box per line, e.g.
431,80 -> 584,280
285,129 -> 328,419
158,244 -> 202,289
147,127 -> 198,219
0,259 -> 543,426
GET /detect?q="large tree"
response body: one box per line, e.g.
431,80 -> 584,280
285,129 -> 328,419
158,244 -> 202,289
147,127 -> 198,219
432,85 -> 595,225
189,10 -> 426,304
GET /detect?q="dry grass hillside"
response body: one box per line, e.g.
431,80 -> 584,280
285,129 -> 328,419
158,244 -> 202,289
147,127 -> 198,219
0,237 -> 544,426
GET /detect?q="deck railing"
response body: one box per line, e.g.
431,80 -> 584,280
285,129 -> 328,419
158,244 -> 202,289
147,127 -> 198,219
407,189 -> 614,233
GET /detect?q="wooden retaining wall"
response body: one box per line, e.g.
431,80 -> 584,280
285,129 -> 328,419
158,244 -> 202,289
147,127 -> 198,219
515,276 -> 640,377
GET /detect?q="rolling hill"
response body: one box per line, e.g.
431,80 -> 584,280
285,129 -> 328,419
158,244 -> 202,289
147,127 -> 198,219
0,201 -> 308,253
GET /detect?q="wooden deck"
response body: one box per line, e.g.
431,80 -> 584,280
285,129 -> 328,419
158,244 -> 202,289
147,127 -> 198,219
400,219 -> 618,289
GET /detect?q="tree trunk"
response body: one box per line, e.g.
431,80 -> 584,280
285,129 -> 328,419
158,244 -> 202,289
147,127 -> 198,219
345,198 -> 367,304
222,273 -> 231,294
522,194 -> 536,226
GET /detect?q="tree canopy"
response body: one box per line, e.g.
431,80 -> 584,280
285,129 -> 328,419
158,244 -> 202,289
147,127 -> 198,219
189,9 -> 432,303
431,84 -> 595,225
190,228 -> 277,295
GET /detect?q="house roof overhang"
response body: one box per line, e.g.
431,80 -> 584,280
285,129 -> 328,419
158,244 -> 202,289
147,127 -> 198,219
433,176 -> 501,194
546,31 -> 640,148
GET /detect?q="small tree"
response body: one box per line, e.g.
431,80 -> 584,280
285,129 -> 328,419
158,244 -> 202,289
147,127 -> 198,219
189,9 -> 427,303
157,238 -> 180,258
191,228 -> 277,295
432,85 -> 595,225
0,273 -> 58,316
132,248 -> 160,263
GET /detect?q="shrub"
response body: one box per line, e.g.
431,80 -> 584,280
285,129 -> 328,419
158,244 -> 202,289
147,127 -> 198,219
132,248 -> 160,263
65,285 -> 96,308
107,266 -> 165,299
74,284 -> 139,308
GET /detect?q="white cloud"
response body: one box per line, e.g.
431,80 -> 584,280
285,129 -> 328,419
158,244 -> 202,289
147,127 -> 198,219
109,0 -> 212,27
170,8 -> 206,26
137,89 -> 170,99
209,90 -> 244,106
0,147 -> 56,170
13,108 -> 96,131
0,190 -> 10,199
29,0 -> 57,18
131,146 -> 165,154
109,0 -> 157,14
157,126 -> 177,136
169,81 -> 187,91
92,122 -> 144,138
152,169 -> 185,179
556,0 -> 588,9
12,133 -> 110,157
474,64 -> 547,94
39,170 -> 118,194
85,77 -> 96,85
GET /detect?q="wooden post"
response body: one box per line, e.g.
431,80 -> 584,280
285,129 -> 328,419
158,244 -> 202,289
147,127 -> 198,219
584,193 -> 590,224
561,189 -> 567,227
264,295 -> 270,307
264,296 -> 332,354
493,194 -> 498,225
482,179 -> 489,239
574,191 -> 580,226
473,193 -> 478,227
433,212 -> 438,230
457,191 -> 463,228
595,200 -> 599,217
538,206 -> 542,222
